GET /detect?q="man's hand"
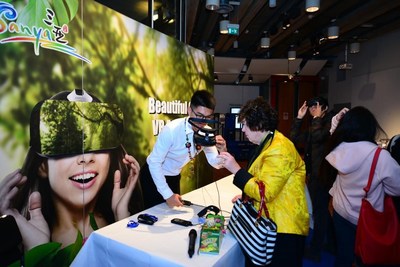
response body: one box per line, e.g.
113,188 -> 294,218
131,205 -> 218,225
215,135 -> 227,152
297,101 -> 308,119
165,194 -> 183,208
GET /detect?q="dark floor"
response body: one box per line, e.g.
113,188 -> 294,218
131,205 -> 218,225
303,251 -> 335,267
303,228 -> 335,267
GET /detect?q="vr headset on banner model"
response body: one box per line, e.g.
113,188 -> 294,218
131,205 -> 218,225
30,97 -> 220,157
30,99 -> 124,157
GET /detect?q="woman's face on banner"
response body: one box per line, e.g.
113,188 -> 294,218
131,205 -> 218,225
46,152 -> 111,207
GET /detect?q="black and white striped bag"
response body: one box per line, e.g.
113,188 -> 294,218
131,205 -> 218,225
228,182 -> 277,265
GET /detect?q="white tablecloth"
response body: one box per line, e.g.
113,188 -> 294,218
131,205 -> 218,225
71,175 -> 245,267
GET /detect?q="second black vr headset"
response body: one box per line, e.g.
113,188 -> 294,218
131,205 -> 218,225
188,117 -> 219,147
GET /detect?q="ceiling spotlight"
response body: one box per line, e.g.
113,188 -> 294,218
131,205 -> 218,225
260,37 -> 270,48
288,50 -> 296,60
248,75 -> 253,82
206,0 -> 220,11
350,42 -> 360,54
327,25 -> 339,39
219,19 -> 229,34
152,11 -> 159,21
216,0 -> 234,14
282,18 -> 291,30
305,0 -> 320,13
163,9 -> 174,23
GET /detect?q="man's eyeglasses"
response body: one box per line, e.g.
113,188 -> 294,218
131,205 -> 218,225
190,106 -> 214,120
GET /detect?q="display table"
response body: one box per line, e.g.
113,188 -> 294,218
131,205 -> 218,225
71,175 -> 245,267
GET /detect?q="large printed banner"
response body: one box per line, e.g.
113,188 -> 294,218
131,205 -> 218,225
0,0 -> 213,265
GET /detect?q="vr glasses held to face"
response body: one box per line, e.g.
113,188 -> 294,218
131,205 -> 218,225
30,100 -> 124,157
306,96 -> 328,108
188,117 -> 219,147
306,99 -> 319,107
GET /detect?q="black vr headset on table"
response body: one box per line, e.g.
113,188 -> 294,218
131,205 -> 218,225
188,117 -> 219,147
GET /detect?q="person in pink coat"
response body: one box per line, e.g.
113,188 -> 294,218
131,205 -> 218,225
324,106 -> 400,267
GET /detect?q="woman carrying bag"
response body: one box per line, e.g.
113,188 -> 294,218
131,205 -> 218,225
324,106 -> 400,267
219,97 -> 309,267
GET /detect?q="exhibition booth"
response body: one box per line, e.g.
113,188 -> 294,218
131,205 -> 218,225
72,175 -> 245,266
0,1 -> 226,265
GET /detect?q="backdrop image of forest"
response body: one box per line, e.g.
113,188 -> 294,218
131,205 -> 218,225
0,0 -> 214,193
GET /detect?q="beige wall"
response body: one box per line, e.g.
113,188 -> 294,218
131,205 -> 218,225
327,29 -> 400,138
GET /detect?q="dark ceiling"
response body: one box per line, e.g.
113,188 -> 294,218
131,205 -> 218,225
96,0 -> 400,83
96,0 -> 400,59
187,0 -> 400,60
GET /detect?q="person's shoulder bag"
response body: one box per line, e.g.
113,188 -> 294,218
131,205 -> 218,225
227,181 -> 277,265
354,147 -> 400,265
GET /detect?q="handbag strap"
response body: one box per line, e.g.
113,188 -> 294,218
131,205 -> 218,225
363,147 -> 382,197
256,181 -> 270,219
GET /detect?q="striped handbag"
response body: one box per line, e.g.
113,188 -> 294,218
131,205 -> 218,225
228,181 -> 277,265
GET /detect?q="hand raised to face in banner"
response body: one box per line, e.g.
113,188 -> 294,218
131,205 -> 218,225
0,172 -> 50,251
112,154 -> 140,220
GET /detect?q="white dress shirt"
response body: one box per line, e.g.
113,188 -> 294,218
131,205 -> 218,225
146,117 -> 222,199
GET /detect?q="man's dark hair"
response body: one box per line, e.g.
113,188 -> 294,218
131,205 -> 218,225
307,96 -> 329,109
190,90 -> 216,110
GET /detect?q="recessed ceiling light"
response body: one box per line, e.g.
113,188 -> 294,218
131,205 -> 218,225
361,23 -> 374,28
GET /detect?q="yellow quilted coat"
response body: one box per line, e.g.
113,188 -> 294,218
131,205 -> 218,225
243,130 -> 309,236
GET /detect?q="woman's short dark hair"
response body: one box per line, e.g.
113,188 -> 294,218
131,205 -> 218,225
238,97 -> 278,131
190,90 -> 216,110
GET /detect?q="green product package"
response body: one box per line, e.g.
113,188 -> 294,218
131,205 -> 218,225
199,214 -> 225,255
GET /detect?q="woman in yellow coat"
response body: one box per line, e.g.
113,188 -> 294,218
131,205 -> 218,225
219,97 -> 309,267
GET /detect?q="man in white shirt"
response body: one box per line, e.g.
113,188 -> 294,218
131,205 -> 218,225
140,90 -> 227,209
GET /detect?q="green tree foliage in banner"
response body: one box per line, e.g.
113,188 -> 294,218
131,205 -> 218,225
0,0 -> 213,190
